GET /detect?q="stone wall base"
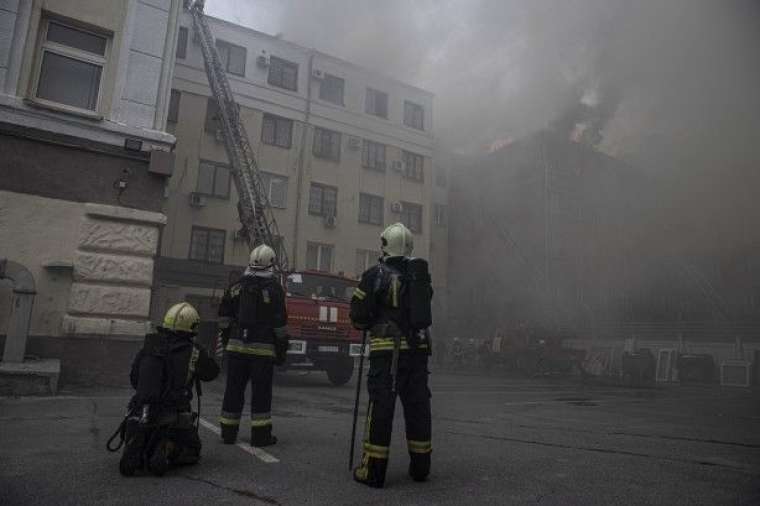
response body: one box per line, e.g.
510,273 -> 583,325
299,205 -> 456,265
0,334 -> 141,387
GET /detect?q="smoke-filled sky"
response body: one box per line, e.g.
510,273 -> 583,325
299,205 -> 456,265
206,0 -> 760,167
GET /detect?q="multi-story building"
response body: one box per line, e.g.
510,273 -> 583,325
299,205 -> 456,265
0,0 -> 181,386
155,14 -> 448,338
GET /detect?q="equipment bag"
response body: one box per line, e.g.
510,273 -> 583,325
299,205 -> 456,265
404,257 -> 433,330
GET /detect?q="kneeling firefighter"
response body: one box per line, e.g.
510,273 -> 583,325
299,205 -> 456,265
114,302 -> 220,477
350,222 -> 434,488
218,244 -> 288,447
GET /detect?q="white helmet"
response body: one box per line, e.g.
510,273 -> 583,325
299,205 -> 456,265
380,222 -> 413,258
249,244 -> 276,269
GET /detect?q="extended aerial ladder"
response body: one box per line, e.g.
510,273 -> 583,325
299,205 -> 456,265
188,1 -> 289,271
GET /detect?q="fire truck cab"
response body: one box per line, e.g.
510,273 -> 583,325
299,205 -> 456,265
284,270 -> 364,385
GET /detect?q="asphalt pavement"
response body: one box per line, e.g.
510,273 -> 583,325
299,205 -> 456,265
1,368 -> 759,505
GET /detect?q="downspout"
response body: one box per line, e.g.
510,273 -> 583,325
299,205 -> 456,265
291,50 -> 315,270
0,259 -> 36,363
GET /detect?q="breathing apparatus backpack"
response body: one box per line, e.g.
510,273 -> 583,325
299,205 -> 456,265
404,257 -> 433,330
237,275 -> 277,330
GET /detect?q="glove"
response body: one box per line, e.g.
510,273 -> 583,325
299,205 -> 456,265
274,335 -> 289,366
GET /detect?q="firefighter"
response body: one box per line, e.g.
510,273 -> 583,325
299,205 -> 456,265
119,303 -> 220,477
350,222 -> 434,488
218,244 -> 288,447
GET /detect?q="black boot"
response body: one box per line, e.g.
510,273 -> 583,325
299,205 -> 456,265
353,455 -> 387,489
119,419 -> 145,477
251,426 -> 277,447
408,453 -> 431,482
147,438 -> 171,477
221,424 -> 238,445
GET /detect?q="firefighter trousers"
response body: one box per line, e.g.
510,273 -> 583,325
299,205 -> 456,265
355,350 -> 432,487
220,353 -> 274,444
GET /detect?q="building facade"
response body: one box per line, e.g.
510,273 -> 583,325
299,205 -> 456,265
155,14 -> 449,337
0,0 -> 181,384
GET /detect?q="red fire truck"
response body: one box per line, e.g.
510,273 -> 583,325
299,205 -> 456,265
283,270 -> 364,385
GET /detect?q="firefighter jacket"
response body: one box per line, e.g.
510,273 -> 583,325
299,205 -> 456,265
218,268 -> 287,359
350,257 -> 431,356
129,329 -> 219,415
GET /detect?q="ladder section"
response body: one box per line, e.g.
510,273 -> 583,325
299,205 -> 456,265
188,1 -> 289,271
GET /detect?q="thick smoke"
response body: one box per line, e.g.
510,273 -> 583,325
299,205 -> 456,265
207,0 -> 760,164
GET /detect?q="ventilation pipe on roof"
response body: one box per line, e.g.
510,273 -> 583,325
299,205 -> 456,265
0,259 -> 36,363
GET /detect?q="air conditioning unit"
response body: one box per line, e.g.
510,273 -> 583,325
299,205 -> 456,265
189,192 -> 206,208
347,136 -> 361,151
311,68 -> 325,80
390,202 -> 403,213
256,54 -> 270,68
391,160 -> 405,172
214,129 -> 224,143
323,214 -> 337,228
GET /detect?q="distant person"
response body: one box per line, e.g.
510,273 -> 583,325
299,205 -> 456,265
436,337 -> 447,369
451,337 -> 464,368
350,223 -> 434,488
118,303 -> 219,476
218,244 -> 288,447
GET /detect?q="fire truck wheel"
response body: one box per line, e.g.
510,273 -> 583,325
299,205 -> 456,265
326,359 -> 354,386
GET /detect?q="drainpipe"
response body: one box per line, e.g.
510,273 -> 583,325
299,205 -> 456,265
291,50 -> 315,270
0,259 -> 36,363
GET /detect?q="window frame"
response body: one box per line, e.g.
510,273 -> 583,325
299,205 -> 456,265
358,193 -> 384,226
306,242 -> 334,273
259,171 -> 289,209
176,26 -> 188,59
215,39 -> 247,77
355,248 -> 381,277
196,160 -> 231,199
365,87 -> 389,118
434,203 -> 448,227
32,17 -> 110,116
403,100 -> 425,130
308,183 -> 338,217
400,201 -> 423,234
402,150 -> 425,182
188,226 -> 226,264
261,113 -> 293,149
362,139 -> 386,171
312,126 -> 342,162
167,89 -> 180,124
267,56 -> 299,91
319,73 -> 345,106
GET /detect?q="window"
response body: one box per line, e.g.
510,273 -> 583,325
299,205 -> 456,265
306,242 -> 333,272
196,160 -> 230,198
268,56 -> 298,91
215,39 -> 246,76
308,184 -> 337,217
259,172 -> 288,208
319,74 -> 344,105
204,98 -> 220,132
434,203 -> 448,226
400,202 -> 423,234
189,227 -> 226,264
35,19 -> 108,112
167,89 -> 180,124
365,88 -> 388,118
355,249 -> 381,277
359,193 -> 384,226
312,127 -> 341,161
261,113 -> 293,148
176,26 -> 188,59
362,140 -> 386,171
436,167 -> 448,187
404,100 -> 425,130
402,150 -> 425,182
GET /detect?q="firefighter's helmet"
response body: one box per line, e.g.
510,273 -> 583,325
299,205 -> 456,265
162,302 -> 200,334
249,244 -> 276,269
380,222 -> 413,258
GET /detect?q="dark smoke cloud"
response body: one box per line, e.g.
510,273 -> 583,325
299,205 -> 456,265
208,0 -> 760,166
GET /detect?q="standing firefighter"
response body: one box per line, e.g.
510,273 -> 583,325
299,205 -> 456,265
350,222 -> 434,488
218,244 -> 288,447
118,303 -> 220,477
